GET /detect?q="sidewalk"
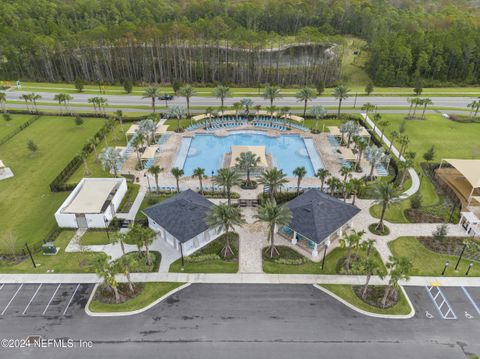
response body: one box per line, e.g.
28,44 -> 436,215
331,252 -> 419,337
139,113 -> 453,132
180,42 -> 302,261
1,272 -> 479,287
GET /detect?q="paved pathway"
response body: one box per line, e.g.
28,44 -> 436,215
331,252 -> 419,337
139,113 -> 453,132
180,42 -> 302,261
150,236 -> 181,273
237,208 -> 266,273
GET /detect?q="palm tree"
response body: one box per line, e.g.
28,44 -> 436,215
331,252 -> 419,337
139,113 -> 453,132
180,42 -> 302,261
411,97 -> 422,118
99,147 -> 122,177
138,119 -> 156,144
388,130 -> 399,153
361,102 -> 375,120
148,165 -> 163,193
111,232 -> 128,255
143,86 -> 160,112
326,176 -> 341,196
214,168 -> 242,205
421,98 -> 433,120
97,97 -> 108,116
355,138 -> 368,169
407,97 -> 414,118
343,121 -> 360,147
178,84 -> 196,117
213,85 -> 230,113
30,93 -> 41,113
87,97 -> 97,115
339,230 -> 365,273
315,168 -> 330,192
114,254 -> 138,293
21,94 -> 31,112
293,166 -> 307,195
254,104 -> 261,121
232,102 -> 242,121
167,104 -> 187,132
382,256 -> 412,307
64,94 -> 73,114
240,98 -> 254,114
131,132 -> 145,169
371,180 -> 401,232
192,167 -> 206,194
349,178 -> 364,205
263,85 -> 282,107
310,105 -> 327,129
54,93 -> 66,114
354,257 -> 385,299
129,224 -> 156,265
0,92 -> 6,113
365,145 -> 385,179
340,165 -> 353,186
206,203 -> 245,258
254,199 -> 292,258
171,167 -> 184,192
92,256 -> 121,304
235,151 -> 260,187
333,85 -> 350,118
258,168 -> 288,200
296,87 -> 316,117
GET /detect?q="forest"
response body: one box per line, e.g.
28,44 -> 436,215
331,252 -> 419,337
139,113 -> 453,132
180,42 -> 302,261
0,0 -> 479,86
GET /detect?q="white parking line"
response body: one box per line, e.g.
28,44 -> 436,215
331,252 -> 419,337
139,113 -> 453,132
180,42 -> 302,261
1,284 -> 23,315
22,284 -> 43,315
0,284 -> 4,291
43,284 -> 61,315
63,284 -> 80,316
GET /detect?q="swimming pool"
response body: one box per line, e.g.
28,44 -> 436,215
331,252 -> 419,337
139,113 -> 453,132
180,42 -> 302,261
177,131 -> 324,177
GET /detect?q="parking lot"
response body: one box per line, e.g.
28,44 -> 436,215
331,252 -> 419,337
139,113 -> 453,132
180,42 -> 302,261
405,286 -> 480,321
0,283 -> 94,317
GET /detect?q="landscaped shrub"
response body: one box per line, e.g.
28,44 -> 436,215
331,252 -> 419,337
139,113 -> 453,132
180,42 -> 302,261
0,115 -> 41,146
410,192 -> 422,209
184,254 -> 221,263
433,224 -> 448,241
258,191 -> 301,205
274,257 -> 306,265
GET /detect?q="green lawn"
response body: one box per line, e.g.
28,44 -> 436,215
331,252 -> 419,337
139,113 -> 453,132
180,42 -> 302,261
262,246 -> 385,274
134,193 -> 174,220
169,233 -> 239,273
79,230 -> 112,246
88,282 -> 185,313
67,122 -> 128,184
320,284 -> 412,315
388,236 -> 480,277
0,115 -> 105,252
0,230 -> 106,273
117,182 -> 141,213
0,114 -> 34,139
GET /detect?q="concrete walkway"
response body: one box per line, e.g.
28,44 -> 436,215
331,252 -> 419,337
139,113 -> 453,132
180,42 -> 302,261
1,272 -> 480,287
237,208 -> 266,273
150,235 -> 181,272
362,113 -> 420,199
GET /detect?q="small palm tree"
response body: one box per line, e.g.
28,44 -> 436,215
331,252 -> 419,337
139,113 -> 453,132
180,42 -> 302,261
371,180 -> 401,232
111,232 -> 128,255
293,166 -> 307,195
214,168 -> 242,205
206,203 -> 245,258
353,257 -> 385,299
295,87 -> 316,117
254,199 -> 292,258
114,254 -> 138,293
167,104 -> 187,132
21,93 -> 31,112
355,138 -> 368,169
339,165 -> 353,186
349,178 -> 364,205
382,256 -> 412,307
138,119 -> 156,144
54,93 -> 66,114
0,92 -> 6,113
365,145 -> 385,179
232,102 -> 242,121
333,85 -> 350,118
143,86 -> 160,112
213,85 -> 230,112
235,151 -> 260,187
421,98 -> 433,120
99,147 -> 122,177
131,132 -> 145,169
178,84 -> 196,117
239,98 -> 254,114
326,176 -> 341,196
30,93 -> 41,113
171,167 -> 184,192
129,224 -> 156,265
148,165 -> 164,193
192,167 -> 206,194
361,102 -> 376,120
92,256 -> 121,304
263,85 -> 282,107
315,168 -> 330,192
258,168 -> 288,200
310,105 -> 326,129
339,230 -> 365,273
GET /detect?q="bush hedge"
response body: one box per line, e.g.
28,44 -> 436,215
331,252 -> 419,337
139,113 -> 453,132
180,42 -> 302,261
0,115 -> 41,145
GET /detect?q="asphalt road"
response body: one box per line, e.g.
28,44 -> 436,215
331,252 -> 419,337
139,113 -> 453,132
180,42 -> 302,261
1,284 -> 479,359
8,91 -> 476,108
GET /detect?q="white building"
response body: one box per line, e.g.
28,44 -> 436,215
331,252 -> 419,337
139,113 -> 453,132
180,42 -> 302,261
55,178 -> 127,229
142,189 -> 222,256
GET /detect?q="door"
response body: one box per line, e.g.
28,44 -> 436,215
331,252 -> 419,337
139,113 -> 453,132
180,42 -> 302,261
76,214 -> 88,229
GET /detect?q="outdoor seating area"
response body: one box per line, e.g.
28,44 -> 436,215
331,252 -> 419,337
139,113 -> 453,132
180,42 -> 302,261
185,115 -> 309,132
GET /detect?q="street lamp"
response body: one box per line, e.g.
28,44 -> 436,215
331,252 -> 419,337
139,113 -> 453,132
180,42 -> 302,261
321,240 -> 330,270
454,242 -> 468,270
211,170 -> 215,192
104,218 -> 111,242
180,242 -> 184,269
442,260 -> 449,275
25,243 -> 37,268
466,262 -> 473,276
144,173 -> 151,192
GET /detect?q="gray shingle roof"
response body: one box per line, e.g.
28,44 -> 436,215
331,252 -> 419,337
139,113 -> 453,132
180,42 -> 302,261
142,189 -> 214,242
286,189 -> 360,244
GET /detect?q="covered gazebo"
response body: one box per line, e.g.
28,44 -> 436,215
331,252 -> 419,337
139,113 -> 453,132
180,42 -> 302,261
436,159 -> 480,207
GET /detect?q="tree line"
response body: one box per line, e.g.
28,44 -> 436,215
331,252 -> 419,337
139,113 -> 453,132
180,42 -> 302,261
0,0 -> 479,86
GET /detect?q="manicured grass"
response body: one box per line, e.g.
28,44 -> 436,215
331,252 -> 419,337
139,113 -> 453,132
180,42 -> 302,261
117,182 -> 141,213
262,246 -> 385,274
134,193 -> 174,220
0,230 -> 107,273
169,233 -> 239,273
0,115 -> 105,251
67,122 -> 128,184
164,118 -> 190,130
88,282 -> 185,313
340,36 -> 371,86
79,230 -> 112,246
0,114 -> 34,139
320,284 -> 412,315
388,236 -> 480,276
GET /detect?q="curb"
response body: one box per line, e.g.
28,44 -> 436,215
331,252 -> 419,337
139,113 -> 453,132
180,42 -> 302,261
85,282 -> 191,317
313,284 -> 415,319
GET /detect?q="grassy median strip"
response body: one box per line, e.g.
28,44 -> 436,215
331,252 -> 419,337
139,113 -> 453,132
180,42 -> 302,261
89,282 -> 185,313
320,284 -> 411,316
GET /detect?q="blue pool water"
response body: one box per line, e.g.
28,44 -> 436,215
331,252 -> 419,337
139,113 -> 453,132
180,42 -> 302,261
180,131 -> 323,177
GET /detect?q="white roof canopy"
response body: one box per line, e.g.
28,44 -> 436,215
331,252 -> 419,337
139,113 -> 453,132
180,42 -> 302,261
63,179 -> 118,214
444,159 -> 480,188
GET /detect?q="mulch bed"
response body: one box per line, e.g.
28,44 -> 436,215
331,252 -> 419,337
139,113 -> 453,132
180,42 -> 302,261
353,285 -> 399,309
368,223 -> 390,236
418,236 -> 480,261
94,283 -> 145,305
405,209 -> 443,223
336,254 -> 362,274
